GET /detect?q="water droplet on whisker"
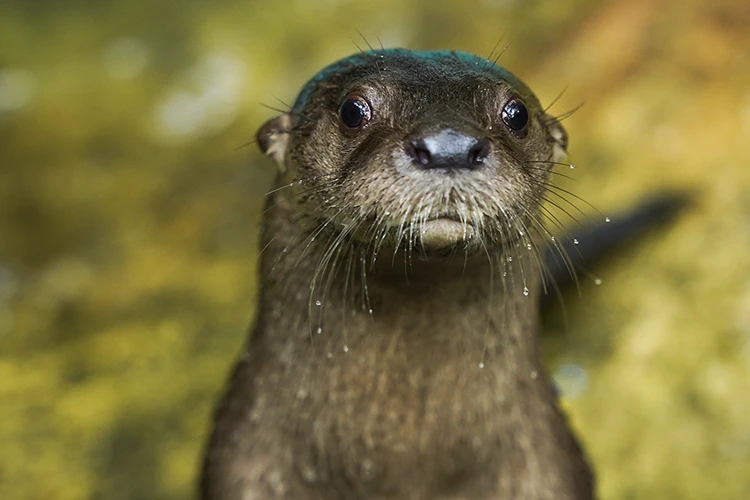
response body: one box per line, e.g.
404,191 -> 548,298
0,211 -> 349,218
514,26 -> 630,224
594,278 -> 603,285
523,287 -> 530,296
573,238 -> 579,245
315,300 -> 322,306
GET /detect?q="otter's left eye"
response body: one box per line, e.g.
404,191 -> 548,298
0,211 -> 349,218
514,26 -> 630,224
340,96 -> 372,129
501,98 -> 529,132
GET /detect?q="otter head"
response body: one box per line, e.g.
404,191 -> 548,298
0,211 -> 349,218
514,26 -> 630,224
257,49 -> 567,258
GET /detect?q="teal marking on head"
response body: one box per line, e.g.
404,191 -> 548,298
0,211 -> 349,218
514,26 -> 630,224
291,49 -> 529,114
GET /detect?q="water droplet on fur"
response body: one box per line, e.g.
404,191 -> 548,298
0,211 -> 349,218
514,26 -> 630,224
526,244 -> 533,250
343,345 -> 349,352
327,352 -> 333,359
573,238 -> 579,245
478,362 -> 485,369
267,470 -> 288,495
368,308 -> 373,314
384,211 -> 391,216
360,458 -> 377,480
299,463 -> 318,483
315,300 -> 322,306
296,388 -> 309,400
594,278 -> 603,285
530,370 -> 538,379
282,247 -> 288,253
507,256 -> 513,262
523,287 -> 530,296
503,272 -> 507,277
316,327 -> 322,335
605,217 -> 611,223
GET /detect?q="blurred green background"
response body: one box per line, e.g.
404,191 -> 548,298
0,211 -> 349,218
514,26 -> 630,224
1,0 -> 749,498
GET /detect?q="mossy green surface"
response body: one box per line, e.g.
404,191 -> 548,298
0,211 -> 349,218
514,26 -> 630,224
1,0 -> 749,498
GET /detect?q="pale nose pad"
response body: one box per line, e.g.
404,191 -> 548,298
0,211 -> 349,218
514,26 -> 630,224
405,129 -> 490,171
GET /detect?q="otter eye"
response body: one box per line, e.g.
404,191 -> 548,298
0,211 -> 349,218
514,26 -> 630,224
501,98 -> 529,132
340,96 -> 372,129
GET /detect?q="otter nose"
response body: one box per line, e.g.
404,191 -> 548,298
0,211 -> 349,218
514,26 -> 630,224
406,130 -> 490,171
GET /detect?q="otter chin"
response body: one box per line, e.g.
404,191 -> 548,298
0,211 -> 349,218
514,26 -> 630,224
419,218 -> 474,250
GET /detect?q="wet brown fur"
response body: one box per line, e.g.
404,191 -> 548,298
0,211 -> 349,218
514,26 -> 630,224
201,49 -> 594,499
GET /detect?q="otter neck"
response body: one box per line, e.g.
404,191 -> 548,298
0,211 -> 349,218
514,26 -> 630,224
257,192 -> 545,372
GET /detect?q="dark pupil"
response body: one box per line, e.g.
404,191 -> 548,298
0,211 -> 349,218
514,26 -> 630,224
341,99 -> 368,128
502,100 -> 529,131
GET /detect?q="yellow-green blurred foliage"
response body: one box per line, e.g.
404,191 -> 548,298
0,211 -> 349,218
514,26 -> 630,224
1,0 -> 749,498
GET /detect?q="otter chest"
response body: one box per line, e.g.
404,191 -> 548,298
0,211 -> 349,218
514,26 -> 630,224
287,347 -> 524,491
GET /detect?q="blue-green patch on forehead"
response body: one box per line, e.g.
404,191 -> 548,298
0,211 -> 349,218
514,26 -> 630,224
291,49 -> 530,114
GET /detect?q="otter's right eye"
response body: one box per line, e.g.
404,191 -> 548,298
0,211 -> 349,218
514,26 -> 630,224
340,96 -> 372,129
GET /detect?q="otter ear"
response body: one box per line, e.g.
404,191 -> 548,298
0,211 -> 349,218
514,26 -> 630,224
544,115 -> 568,163
256,113 -> 292,172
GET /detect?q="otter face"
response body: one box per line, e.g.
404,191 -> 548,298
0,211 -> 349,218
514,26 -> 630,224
257,49 -> 567,256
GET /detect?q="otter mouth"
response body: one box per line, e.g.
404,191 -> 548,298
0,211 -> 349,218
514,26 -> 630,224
418,217 -> 475,250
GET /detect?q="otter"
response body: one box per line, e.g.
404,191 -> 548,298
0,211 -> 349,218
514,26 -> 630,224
201,49 -> 595,499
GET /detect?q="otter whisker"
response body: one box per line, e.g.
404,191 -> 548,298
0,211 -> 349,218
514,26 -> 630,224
519,203 -> 580,294
543,85 -> 569,114
523,166 -> 577,182
360,249 -> 373,315
539,193 -> 586,225
258,173 -> 344,219
504,208 -> 546,292
547,102 -> 585,124
478,234 -> 495,366
310,220 -> 358,341
259,210 -> 310,260
482,36 -> 506,72
543,181 -> 603,216
283,206 -> 349,281
520,206 -> 577,314
260,102 -> 294,116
